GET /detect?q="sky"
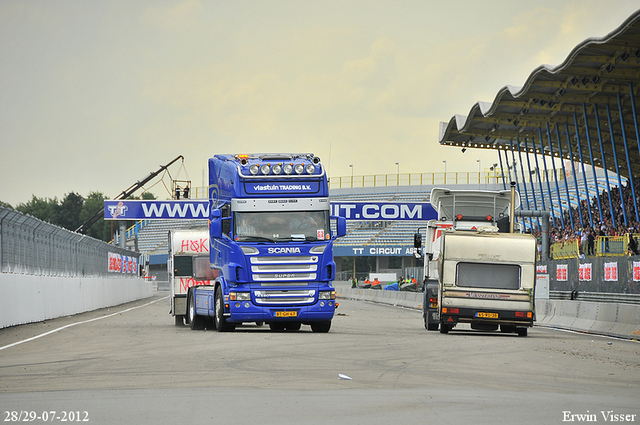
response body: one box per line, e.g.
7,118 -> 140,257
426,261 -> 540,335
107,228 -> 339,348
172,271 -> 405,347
1,0 -> 639,207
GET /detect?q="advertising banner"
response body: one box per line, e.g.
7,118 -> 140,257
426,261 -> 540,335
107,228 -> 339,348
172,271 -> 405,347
604,262 -> 618,281
579,263 -> 592,281
104,200 -> 209,220
330,202 -> 436,221
104,200 -> 435,221
556,264 -> 568,281
334,245 -> 419,257
634,261 -> 640,282
108,252 -> 137,274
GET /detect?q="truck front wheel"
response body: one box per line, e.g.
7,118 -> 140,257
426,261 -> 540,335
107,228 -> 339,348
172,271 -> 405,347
188,291 -> 206,331
310,321 -> 331,333
214,286 -> 235,332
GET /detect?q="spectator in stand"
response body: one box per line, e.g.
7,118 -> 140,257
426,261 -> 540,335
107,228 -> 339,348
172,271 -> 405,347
629,233 -> 639,256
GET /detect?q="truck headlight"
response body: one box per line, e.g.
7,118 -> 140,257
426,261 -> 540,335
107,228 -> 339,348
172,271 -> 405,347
230,292 -> 251,301
319,291 -> 335,300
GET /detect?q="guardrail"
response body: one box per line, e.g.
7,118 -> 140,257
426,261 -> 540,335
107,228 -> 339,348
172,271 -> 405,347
550,291 -> 640,305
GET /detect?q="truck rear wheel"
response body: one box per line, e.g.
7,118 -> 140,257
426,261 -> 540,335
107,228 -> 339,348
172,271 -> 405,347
439,323 -> 451,334
214,286 -> 235,332
310,321 -> 331,333
188,291 -> 206,331
425,311 -> 439,331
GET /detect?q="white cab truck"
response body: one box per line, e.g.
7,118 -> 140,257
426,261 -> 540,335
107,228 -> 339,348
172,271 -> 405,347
168,229 -> 215,325
418,185 -> 536,336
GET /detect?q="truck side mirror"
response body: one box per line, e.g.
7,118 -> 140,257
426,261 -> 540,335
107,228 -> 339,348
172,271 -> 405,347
413,233 -> 422,249
210,209 -> 222,239
333,216 -> 347,238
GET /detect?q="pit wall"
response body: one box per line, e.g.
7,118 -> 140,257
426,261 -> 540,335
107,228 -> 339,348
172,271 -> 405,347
333,281 -> 640,340
0,274 -> 153,329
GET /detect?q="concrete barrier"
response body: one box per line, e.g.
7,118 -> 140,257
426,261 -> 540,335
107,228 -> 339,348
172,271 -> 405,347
0,274 -> 154,329
335,281 -> 640,340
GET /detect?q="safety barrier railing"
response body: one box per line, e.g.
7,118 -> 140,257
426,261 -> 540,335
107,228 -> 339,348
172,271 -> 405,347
596,236 -> 628,257
551,240 -> 580,260
0,206 -> 139,277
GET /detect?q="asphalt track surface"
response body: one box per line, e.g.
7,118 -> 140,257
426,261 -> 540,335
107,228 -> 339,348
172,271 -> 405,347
0,293 -> 638,425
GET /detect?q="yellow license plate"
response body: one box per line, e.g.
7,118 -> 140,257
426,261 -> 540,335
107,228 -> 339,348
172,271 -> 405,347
429,303 -> 438,308
275,311 -> 297,317
476,312 -> 498,319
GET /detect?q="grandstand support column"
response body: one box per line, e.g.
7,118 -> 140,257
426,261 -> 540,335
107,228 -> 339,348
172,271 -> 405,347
573,112 -> 594,228
546,123 -> 565,228
523,138 -> 540,230
515,210 -> 550,261
537,128 -> 557,226
119,221 -> 126,249
619,91 -> 639,224
516,138 -> 534,230
564,122 -> 584,228
508,141 -> 522,228
594,104 -> 615,228
606,103 -> 628,226
582,103 -> 604,224
533,132 -> 552,224
555,122 -> 574,229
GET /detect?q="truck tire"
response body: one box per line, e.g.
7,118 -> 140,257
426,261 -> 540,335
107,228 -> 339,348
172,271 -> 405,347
214,286 -> 235,332
424,312 -> 439,331
310,321 -> 331,333
285,322 -> 301,331
269,323 -> 286,332
188,291 -> 206,331
439,323 -> 450,334
517,328 -> 528,337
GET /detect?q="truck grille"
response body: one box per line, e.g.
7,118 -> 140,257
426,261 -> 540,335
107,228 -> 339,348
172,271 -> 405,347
250,256 -> 319,282
254,289 -> 315,305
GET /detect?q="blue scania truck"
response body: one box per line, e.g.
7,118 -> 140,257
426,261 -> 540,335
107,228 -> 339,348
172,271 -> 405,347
186,153 -> 346,332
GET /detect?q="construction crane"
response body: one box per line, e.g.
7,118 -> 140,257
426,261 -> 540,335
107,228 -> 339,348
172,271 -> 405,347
75,155 -> 186,234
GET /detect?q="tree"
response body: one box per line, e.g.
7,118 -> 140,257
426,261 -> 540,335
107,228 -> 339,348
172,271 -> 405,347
16,195 -> 58,222
80,191 -> 110,241
52,192 -> 84,231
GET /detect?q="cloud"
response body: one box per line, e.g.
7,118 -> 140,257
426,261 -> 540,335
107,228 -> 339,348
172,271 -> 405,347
142,0 -> 204,30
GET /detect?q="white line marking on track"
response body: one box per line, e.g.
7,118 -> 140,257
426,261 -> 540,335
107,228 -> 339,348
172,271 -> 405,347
0,296 -> 169,352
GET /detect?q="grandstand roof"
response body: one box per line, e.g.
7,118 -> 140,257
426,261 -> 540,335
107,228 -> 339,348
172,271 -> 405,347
439,9 -> 640,180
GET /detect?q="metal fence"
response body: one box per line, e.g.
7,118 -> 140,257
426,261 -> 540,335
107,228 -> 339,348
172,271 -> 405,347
0,206 -> 139,277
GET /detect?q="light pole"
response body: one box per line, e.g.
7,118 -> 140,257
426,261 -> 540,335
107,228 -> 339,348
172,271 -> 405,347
477,159 -> 481,184
443,160 -> 447,183
349,164 -> 353,187
395,162 -> 399,185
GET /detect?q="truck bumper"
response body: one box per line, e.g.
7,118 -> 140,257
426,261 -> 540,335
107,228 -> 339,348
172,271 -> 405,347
227,302 -> 336,323
441,307 -> 534,327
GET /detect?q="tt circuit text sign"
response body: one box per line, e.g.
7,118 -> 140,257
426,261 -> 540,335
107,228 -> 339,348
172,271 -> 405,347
331,202 -> 436,221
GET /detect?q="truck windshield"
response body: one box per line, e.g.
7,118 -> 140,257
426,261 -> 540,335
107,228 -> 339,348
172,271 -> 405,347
234,211 -> 330,242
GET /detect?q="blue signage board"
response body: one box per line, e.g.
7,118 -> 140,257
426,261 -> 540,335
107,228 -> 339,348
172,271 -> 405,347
104,200 -> 209,220
330,202 -> 436,221
103,200 -> 435,222
333,245 -> 419,257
